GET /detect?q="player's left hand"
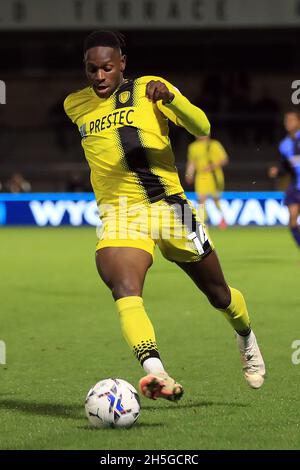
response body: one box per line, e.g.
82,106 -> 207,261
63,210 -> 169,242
146,80 -> 175,104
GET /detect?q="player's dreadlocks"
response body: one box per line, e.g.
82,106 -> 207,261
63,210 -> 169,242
83,30 -> 126,54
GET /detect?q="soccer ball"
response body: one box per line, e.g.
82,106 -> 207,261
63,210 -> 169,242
85,378 -> 140,428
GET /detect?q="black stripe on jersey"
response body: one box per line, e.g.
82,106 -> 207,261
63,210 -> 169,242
164,193 -> 212,256
115,80 -> 166,202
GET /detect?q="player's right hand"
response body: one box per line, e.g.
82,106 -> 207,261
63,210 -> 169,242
268,166 -> 279,178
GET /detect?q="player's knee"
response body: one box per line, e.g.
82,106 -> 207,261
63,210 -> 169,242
208,286 -> 231,309
111,279 -> 142,299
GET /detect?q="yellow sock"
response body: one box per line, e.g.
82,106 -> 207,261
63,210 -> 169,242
219,287 -> 251,334
115,296 -> 161,366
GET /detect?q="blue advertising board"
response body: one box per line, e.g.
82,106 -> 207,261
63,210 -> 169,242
0,192 -> 287,227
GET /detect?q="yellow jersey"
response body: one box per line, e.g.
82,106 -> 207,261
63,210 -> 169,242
64,76 -> 210,209
187,139 -> 227,195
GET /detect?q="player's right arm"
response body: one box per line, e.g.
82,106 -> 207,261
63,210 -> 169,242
185,160 -> 196,185
185,143 -> 197,184
63,88 -> 90,124
63,94 -> 76,123
146,79 -> 210,137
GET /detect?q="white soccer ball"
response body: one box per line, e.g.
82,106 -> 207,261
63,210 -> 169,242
85,378 -> 140,428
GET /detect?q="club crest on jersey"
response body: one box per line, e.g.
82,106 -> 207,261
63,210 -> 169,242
118,91 -> 130,104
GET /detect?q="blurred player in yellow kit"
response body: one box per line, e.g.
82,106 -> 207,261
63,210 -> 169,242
185,136 -> 228,228
64,30 -> 265,401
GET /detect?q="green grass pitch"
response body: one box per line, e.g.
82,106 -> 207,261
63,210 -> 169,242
1,226 -> 300,450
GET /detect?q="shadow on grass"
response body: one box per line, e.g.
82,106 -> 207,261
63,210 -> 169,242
0,398 -> 248,422
16,286 -> 92,298
0,399 -> 83,419
144,400 -> 248,411
78,422 -> 163,431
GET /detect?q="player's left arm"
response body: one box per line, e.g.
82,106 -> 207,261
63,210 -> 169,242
209,157 -> 228,171
146,79 -> 210,137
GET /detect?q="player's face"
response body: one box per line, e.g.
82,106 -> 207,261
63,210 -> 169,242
84,46 -> 126,99
284,112 -> 300,134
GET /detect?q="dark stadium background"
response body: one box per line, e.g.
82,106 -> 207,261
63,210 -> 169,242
1,24 -> 298,192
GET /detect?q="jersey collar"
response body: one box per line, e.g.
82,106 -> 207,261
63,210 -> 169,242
89,79 -> 131,101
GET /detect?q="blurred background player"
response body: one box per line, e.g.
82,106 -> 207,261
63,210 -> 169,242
64,31 -> 265,401
269,110 -> 300,249
185,136 -> 228,228
5,172 -> 32,193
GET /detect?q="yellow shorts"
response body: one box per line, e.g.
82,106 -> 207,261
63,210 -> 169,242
96,193 -> 214,262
